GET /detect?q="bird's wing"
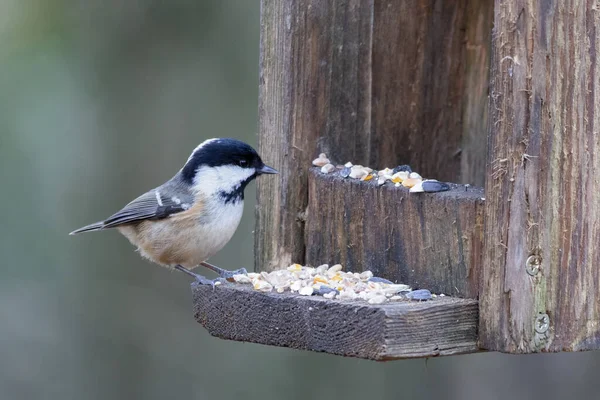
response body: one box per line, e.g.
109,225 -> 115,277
102,186 -> 193,228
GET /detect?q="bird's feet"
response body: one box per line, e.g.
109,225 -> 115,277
174,265 -> 225,289
200,262 -> 248,282
194,275 -> 226,289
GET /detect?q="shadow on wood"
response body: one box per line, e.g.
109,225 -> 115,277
193,283 -> 479,360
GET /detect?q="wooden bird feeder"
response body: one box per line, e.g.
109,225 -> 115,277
193,0 -> 600,358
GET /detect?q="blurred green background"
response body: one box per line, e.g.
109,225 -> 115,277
1,1 -> 599,399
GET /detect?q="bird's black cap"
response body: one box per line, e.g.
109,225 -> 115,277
182,138 -> 273,183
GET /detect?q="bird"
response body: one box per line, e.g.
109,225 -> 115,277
70,138 -> 278,285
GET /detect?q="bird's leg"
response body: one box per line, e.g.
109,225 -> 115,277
174,265 -> 224,288
200,262 -> 248,281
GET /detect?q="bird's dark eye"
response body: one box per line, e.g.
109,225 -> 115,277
239,159 -> 248,167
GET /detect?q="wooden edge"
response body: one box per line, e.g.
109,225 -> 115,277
192,283 -> 480,361
309,167 -> 485,200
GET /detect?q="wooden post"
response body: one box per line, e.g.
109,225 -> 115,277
480,1 -> 600,352
256,0 -> 493,272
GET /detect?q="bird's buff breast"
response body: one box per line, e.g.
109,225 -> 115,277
118,201 -> 244,269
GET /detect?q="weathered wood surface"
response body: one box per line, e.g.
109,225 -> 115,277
192,283 -> 479,360
256,0 -> 493,272
460,0 -> 493,188
370,0 -> 493,187
306,169 -> 484,298
480,1 -> 600,353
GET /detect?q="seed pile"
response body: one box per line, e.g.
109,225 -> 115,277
312,153 -> 450,193
232,263 -> 435,303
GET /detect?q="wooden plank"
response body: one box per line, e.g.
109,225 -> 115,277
256,0 -> 492,272
306,169 -> 484,298
192,283 -> 479,360
480,0 -> 600,353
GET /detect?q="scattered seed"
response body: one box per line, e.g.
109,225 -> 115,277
233,274 -> 252,284
359,270 -> 374,280
409,181 -> 424,193
299,286 -> 314,296
337,289 -> 357,300
312,153 -> 330,167
392,165 -> 412,174
231,262 -> 440,305
264,270 -> 292,288
290,280 -> 302,292
253,280 -> 273,292
368,295 -> 388,304
328,264 -> 343,273
321,163 -> 336,174
349,167 -> 368,179
391,171 -> 408,183
315,286 -> 338,296
316,264 -> 329,274
313,157 -> 452,199
287,264 -> 302,272
405,289 -> 432,301
381,284 -> 411,294
422,179 -> 450,193
340,167 -> 351,178
402,177 -> 421,188
368,276 -> 394,284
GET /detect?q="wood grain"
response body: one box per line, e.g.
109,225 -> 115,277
257,0 -> 374,272
480,0 -> 600,352
192,283 -> 479,360
256,0 -> 492,271
306,169 -> 484,298
370,0 -> 493,184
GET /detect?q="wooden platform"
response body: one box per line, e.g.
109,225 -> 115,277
192,283 -> 479,361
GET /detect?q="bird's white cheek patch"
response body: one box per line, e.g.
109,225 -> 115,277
192,165 -> 256,195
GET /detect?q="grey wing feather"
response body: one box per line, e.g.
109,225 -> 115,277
102,190 -> 187,228
70,181 -> 193,234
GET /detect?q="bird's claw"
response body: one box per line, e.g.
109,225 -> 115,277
194,275 -> 225,290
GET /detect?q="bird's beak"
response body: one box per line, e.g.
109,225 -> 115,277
257,164 -> 278,175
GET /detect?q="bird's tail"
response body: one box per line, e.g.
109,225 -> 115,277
69,221 -> 105,235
